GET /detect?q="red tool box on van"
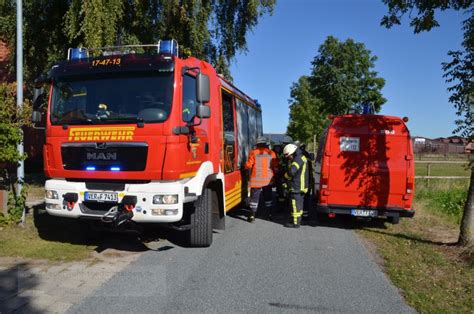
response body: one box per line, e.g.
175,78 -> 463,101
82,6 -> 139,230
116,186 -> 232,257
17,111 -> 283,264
314,114 -> 415,223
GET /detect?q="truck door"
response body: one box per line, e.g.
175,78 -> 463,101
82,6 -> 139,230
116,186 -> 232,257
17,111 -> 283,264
221,90 -> 241,210
181,73 -> 207,177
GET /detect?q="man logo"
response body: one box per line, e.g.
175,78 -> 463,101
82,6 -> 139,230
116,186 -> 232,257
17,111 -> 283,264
96,142 -> 107,149
86,152 -> 117,161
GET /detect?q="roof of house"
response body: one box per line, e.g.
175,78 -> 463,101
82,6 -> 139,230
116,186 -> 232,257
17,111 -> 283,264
264,133 -> 293,144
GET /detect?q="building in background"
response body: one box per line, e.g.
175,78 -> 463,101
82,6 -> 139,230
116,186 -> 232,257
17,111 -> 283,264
412,136 -> 469,155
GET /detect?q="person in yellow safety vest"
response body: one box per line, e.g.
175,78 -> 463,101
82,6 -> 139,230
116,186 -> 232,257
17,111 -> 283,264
283,143 -> 309,228
245,136 -> 278,223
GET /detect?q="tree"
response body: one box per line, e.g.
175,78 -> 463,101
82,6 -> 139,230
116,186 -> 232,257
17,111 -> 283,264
381,1 -> 474,247
309,36 -> 386,115
287,36 -> 386,144
0,0 -> 275,82
287,76 -> 328,144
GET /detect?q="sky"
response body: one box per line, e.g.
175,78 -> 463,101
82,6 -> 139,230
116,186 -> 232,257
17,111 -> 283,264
230,0 -> 468,139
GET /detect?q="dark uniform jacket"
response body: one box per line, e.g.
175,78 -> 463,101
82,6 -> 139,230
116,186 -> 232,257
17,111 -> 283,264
284,148 -> 309,193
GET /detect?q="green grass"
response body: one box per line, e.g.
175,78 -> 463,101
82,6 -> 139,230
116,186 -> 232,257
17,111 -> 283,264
415,180 -> 469,224
0,207 -> 98,262
358,200 -> 474,313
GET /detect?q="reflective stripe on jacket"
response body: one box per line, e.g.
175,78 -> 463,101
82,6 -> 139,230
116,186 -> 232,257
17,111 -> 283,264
284,148 -> 309,193
245,147 -> 278,188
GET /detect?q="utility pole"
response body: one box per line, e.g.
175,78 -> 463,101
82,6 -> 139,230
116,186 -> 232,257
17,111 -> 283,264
16,0 -> 25,224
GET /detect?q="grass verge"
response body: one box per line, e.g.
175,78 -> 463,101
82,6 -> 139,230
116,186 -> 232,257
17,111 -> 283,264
0,207 -> 98,262
357,198 -> 473,312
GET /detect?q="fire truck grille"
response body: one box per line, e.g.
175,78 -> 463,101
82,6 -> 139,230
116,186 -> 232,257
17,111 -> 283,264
61,142 -> 148,171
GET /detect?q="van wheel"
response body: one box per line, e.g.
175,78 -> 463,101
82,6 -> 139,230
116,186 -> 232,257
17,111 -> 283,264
388,215 -> 400,224
189,187 -> 213,247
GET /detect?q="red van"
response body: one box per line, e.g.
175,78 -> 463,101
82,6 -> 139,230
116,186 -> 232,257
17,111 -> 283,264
314,114 -> 415,223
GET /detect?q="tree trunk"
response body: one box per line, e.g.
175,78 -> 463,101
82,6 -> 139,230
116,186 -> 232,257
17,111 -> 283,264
458,157 -> 474,247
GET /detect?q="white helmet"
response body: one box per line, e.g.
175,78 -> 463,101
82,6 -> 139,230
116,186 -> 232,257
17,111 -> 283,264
283,144 -> 297,157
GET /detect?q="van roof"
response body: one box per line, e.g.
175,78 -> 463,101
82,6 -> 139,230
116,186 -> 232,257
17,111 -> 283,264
331,114 -> 410,136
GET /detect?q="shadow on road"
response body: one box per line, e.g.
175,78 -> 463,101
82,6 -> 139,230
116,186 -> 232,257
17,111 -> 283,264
0,262 -> 40,313
33,204 -> 152,253
360,228 -> 458,246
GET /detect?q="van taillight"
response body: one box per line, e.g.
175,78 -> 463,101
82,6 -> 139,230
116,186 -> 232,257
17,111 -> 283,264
406,176 -> 414,193
321,175 -> 328,189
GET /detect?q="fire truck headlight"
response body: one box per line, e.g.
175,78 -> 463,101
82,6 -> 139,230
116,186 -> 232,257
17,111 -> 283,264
153,194 -> 178,204
45,190 -> 59,199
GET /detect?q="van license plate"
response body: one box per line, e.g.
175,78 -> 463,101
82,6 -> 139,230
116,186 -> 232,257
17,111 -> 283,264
84,192 -> 118,202
351,209 -> 377,217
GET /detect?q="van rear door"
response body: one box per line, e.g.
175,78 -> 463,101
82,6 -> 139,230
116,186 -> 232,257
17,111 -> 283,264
326,115 -> 371,207
365,116 -> 409,209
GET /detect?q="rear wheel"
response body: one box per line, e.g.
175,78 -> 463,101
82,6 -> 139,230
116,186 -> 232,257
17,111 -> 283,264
189,187 -> 213,247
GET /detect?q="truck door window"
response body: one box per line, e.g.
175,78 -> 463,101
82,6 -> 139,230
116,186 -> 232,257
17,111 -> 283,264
182,74 -> 197,122
222,91 -> 236,173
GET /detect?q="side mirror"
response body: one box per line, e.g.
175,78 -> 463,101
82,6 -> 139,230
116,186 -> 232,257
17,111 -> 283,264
196,73 -> 210,103
196,104 -> 211,119
32,110 -> 42,123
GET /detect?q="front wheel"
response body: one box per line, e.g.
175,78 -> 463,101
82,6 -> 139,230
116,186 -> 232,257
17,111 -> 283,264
189,187 -> 213,247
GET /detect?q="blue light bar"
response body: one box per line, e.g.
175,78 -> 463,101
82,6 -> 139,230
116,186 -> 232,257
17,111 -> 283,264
158,39 -> 178,57
110,167 -> 121,171
67,48 -> 89,61
86,166 -> 96,171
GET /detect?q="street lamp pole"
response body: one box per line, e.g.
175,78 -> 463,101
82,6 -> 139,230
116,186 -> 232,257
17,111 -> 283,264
16,0 -> 25,224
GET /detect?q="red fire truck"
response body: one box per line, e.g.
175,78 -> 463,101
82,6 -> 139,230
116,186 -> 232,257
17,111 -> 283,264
32,40 -> 263,247
314,114 -> 415,224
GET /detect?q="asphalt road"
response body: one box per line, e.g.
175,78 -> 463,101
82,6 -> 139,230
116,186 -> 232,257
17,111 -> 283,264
69,212 -> 413,313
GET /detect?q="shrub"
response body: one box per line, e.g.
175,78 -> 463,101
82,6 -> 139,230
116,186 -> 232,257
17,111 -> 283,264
0,83 -> 32,224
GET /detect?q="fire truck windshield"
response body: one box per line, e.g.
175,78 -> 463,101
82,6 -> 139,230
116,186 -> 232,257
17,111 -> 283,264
50,72 -> 173,125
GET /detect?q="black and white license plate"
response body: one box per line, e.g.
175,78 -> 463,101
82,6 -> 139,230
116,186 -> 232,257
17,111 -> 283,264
84,192 -> 118,202
351,209 -> 377,217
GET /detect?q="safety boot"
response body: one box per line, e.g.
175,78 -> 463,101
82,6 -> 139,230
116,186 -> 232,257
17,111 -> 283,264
247,213 -> 255,223
284,222 -> 300,228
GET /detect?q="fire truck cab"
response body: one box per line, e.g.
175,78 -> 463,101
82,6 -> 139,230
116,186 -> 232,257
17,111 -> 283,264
314,114 -> 415,224
33,40 -> 263,247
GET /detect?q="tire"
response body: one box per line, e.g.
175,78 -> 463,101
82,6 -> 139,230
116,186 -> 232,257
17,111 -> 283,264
388,215 -> 400,224
189,187 -> 213,247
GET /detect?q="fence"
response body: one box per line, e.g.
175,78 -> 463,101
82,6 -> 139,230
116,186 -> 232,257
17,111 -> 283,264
415,160 -> 470,181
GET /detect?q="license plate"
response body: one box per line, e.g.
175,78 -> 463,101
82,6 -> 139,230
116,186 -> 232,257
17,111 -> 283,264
351,209 -> 377,217
84,192 -> 118,202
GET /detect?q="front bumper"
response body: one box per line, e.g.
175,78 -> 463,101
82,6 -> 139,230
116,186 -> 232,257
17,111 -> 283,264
317,204 -> 415,218
44,179 -> 193,223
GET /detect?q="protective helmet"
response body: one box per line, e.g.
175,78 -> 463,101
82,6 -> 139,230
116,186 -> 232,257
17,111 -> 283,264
256,136 -> 268,145
294,140 -> 301,147
283,143 -> 297,157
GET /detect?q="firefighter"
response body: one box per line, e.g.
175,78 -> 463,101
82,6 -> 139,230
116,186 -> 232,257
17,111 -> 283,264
245,136 -> 278,222
297,142 -> 315,219
283,143 -> 309,228
275,137 -> 293,212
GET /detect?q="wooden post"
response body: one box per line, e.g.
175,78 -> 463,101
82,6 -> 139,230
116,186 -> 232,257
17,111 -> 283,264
427,163 -> 431,188
0,189 -> 7,217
